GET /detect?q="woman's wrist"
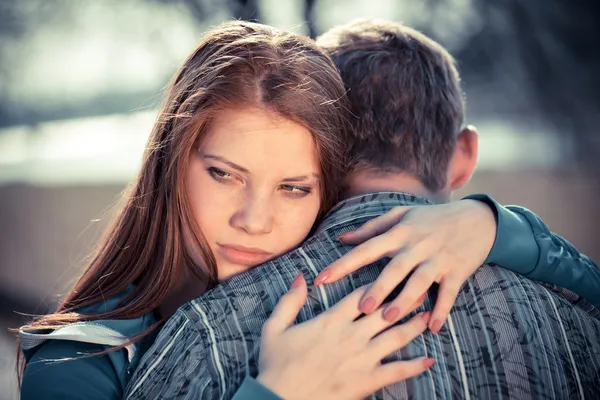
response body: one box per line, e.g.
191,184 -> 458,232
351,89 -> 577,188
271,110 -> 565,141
460,194 -> 499,262
458,197 -> 497,260
461,194 -> 540,273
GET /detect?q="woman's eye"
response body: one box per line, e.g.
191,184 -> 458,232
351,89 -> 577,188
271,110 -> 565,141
207,167 -> 234,182
280,184 -> 312,198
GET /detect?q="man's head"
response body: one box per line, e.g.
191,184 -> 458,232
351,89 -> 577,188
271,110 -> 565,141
317,19 -> 478,201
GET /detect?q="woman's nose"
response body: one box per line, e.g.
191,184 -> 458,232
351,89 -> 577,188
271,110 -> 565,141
230,191 -> 273,235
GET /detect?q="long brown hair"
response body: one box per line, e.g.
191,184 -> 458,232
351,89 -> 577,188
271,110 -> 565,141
17,20 -> 349,377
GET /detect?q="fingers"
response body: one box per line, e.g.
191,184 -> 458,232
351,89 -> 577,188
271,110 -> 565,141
429,275 -> 464,334
368,312 -> 430,359
355,294 -> 426,339
315,228 -> 408,286
353,306 -> 395,339
336,206 -> 411,245
358,249 -> 421,314
383,262 -> 438,322
262,274 -> 307,337
370,357 -> 435,391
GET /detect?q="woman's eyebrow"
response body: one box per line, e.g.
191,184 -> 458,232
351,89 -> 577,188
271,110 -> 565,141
203,154 -> 249,173
281,174 -> 320,183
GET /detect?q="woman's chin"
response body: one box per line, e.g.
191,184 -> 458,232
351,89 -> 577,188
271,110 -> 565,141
216,262 -> 262,283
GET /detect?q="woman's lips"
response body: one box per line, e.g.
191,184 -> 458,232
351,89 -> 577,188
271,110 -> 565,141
217,244 -> 273,266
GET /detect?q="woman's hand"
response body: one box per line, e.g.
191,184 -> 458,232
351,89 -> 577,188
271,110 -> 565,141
314,199 -> 496,334
256,274 -> 434,400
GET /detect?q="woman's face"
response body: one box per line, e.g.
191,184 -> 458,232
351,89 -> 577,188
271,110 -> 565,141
187,106 -> 322,281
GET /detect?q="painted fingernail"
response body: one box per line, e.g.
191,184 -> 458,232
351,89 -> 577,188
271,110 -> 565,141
383,307 -> 400,322
290,273 -> 304,289
337,231 -> 354,241
430,319 -> 443,334
424,357 -> 436,368
420,312 -> 432,324
360,296 -> 377,314
314,270 -> 330,286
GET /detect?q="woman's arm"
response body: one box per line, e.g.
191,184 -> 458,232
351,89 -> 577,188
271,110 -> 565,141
466,194 -> 600,308
21,340 -> 122,400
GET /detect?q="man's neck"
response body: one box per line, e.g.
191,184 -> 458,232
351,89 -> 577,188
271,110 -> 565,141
344,170 -> 449,204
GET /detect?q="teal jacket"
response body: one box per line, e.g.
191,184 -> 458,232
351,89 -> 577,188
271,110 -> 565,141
19,196 -> 600,400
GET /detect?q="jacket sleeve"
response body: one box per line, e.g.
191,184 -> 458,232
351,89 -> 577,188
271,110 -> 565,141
231,376 -> 284,400
21,340 -> 122,400
464,194 -> 600,309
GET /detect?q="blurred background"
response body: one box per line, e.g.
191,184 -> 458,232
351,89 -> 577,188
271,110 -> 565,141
0,0 -> 599,397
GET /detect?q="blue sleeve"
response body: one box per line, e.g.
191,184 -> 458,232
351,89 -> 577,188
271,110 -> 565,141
21,340 -> 121,400
463,194 -> 600,309
231,376 -> 283,400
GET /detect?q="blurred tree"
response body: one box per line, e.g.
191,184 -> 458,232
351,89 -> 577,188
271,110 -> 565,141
304,0 -> 317,38
163,0 -> 600,169
150,0 -> 262,22
419,0 -> 600,171
0,0 -> 71,126
151,0 -> 317,35
229,0 -> 261,21
506,0 -> 600,170
1,0 -> 598,171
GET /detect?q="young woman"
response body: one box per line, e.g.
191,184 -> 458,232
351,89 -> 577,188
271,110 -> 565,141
18,21 -> 598,400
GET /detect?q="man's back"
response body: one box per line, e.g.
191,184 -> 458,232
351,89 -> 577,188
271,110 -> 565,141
126,193 -> 600,399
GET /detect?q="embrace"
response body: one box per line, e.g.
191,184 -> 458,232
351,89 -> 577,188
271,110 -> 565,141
19,19 -> 600,400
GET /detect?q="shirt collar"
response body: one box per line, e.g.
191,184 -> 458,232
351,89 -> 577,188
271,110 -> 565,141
316,191 -> 433,234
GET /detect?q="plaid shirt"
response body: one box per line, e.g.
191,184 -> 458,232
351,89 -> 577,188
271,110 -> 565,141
126,192 -> 600,399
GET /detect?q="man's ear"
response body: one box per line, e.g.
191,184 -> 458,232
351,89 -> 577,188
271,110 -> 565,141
447,125 -> 478,191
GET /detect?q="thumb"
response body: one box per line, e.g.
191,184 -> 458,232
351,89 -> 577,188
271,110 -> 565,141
263,273 -> 308,337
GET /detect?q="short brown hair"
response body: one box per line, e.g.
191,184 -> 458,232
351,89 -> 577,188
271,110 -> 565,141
317,19 -> 465,190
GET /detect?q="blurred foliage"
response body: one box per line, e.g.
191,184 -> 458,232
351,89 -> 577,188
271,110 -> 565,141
0,0 -> 598,167
0,0 -> 69,126
450,0 -> 600,169
152,0 -> 600,168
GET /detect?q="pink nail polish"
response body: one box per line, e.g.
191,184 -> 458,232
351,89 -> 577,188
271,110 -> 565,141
430,319 -> 442,334
290,274 -> 303,289
337,231 -> 353,241
315,270 -> 330,286
424,357 -> 436,368
420,312 -> 432,324
360,296 -> 377,314
384,307 -> 400,322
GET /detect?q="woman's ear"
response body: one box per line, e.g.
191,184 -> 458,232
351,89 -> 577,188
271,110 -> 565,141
447,125 -> 479,191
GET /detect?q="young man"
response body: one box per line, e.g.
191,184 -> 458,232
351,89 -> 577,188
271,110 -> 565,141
96,20 -> 600,399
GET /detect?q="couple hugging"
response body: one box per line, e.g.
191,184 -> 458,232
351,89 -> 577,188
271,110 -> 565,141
19,19 -> 600,400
